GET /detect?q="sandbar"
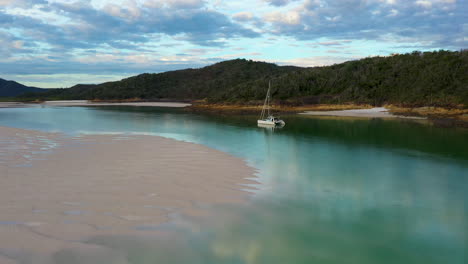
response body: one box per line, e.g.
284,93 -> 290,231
300,107 -> 426,119
0,100 -> 191,108
0,126 -> 255,263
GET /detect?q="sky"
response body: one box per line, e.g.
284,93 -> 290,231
0,0 -> 466,88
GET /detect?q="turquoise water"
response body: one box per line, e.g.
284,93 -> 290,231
1,106 -> 467,263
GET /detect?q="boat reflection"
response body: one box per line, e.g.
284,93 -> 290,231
257,122 -> 285,131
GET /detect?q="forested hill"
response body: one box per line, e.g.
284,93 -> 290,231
0,78 -> 46,97
26,59 -> 299,101
211,50 -> 468,107
19,50 -> 468,107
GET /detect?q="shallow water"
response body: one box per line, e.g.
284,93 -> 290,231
0,105 -> 467,263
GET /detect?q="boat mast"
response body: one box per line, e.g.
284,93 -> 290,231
259,81 -> 271,120
267,80 -> 271,117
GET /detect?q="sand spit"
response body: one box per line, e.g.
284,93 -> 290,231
300,107 -> 427,119
0,102 -> 29,108
0,126 -> 255,263
0,101 -> 191,108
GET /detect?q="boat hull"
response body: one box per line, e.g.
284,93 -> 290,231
257,120 -> 285,126
257,120 -> 276,125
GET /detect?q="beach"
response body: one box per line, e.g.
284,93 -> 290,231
300,107 -> 427,119
0,101 -> 191,108
0,126 -> 255,263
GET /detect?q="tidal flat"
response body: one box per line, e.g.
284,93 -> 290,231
0,126 -> 255,263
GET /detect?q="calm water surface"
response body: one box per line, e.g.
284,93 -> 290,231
0,105 -> 467,264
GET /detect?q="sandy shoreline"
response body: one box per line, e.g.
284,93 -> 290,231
300,107 -> 427,119
0,100 -> 191,108
0,126 -> 255,263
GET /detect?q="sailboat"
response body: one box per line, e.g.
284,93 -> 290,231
257,81 -> 285,127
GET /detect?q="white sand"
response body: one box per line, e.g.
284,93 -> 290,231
0,101 -> 191,108
300,107 -> 426,119
42,100 -> 191,107
0,126 -> 255,262
0,102 -> 29,108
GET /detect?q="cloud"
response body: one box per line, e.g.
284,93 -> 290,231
415,0 -> 457,9
0,52 -> 210,76
0,0 -> 263,82
213,52 -> 263,60
263,0 -> 298,7
1,73 -> 134,88
317,40 -> 352,46
232,12 -> 253,22
415,0 -> 433,8
102,1 -> 141,20
273,55 -> 358,67
53,1 -> 258,47
0,0 -> 46,8
265,10 -> 301,25
0,31 -> 27,56
153,10 -> 260,45
144,0 -> 206,9
263,0 -> 466,49
0,0 -> 259,54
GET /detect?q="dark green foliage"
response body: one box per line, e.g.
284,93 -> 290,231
24,59 -> 298,101
16,51 -> 468,107
214,50 -> 468,107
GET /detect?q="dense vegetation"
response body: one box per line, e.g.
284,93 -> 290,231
0,78 -> 47,97
15,50 -> 468,107
21,60 -> 298,101
213,50 -> 468,107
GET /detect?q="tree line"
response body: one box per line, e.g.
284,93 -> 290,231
19,50 -> 468,107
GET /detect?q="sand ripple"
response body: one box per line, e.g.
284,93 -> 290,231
0,126 -> 256,262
